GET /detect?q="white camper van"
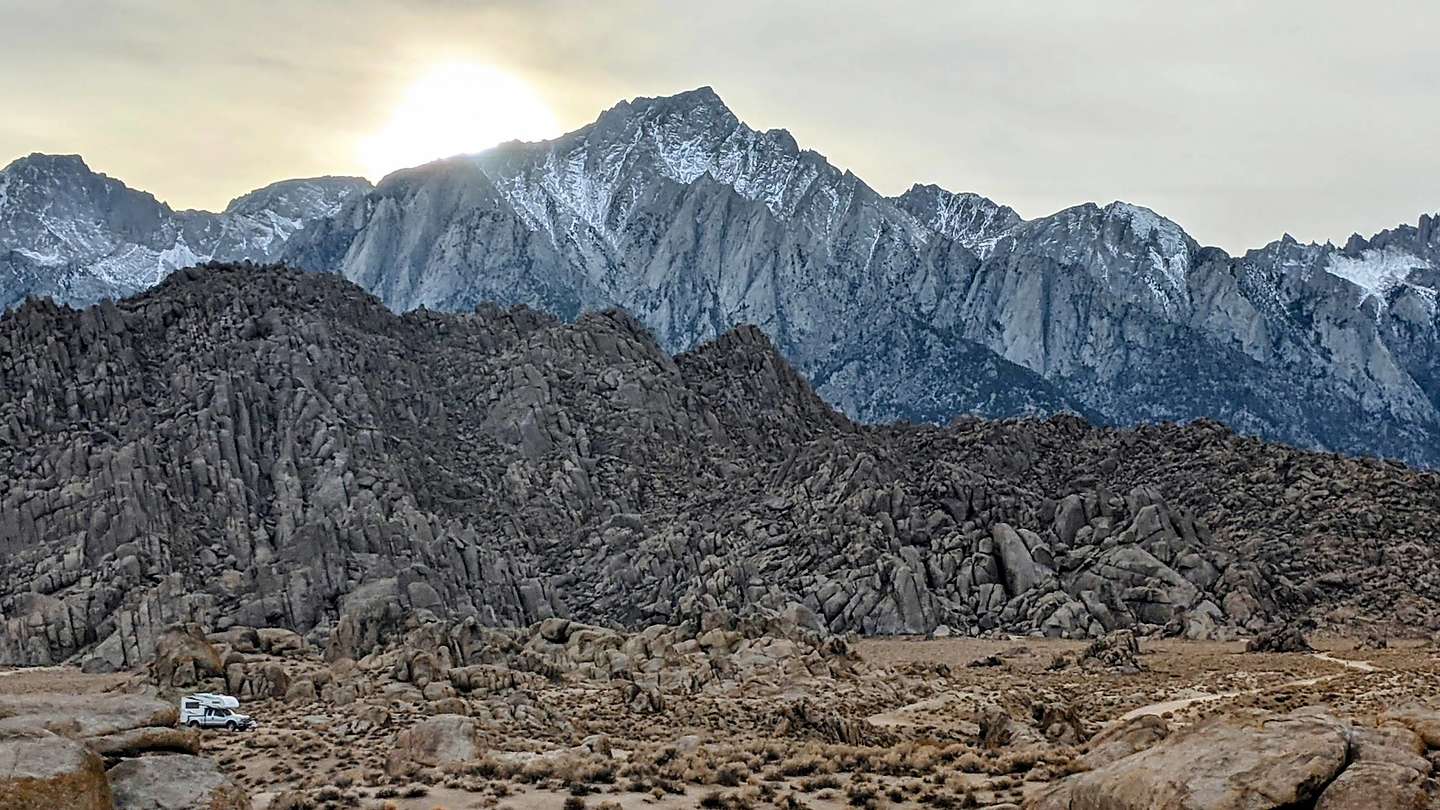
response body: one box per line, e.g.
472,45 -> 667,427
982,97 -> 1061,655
180,693 -> 257,731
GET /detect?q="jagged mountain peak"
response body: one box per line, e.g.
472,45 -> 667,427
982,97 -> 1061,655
222,175 -> 371,218
0,156 -> 373,312
457,85 -> 880,248
2,152 -> 97,179
894,183 -> 1023,256
584,85 -> 740,144
631,84 -> 731,114
1101,201 -> 1197,259
1239,217 -> 1438,310
1,151 -> 155,204
1102,200 -> 1185,235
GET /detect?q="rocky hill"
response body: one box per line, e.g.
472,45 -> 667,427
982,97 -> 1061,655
2,265 -> 1438,670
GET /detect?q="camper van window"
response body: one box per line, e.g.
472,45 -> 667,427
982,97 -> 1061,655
184,701 -> 198,709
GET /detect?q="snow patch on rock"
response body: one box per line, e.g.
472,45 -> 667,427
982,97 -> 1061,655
1325,248 -> 1431,305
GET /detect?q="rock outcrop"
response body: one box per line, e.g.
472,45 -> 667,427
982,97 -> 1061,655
2,265 -> 1439,667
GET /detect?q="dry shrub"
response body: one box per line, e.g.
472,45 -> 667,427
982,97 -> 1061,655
715,761 -> 750,787
519,753 -> 616,786
464,756 -> 520,780
844,781 -> 882,808
950,752 -> 985,773
777,793 -> 810,810
269,792 -> 313,810
798,774 -> 842,793
778,753 -> 828,777
989,748 -> 1042,775
699,791 -> 756,810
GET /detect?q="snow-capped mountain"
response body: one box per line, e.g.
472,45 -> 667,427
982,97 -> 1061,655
3,88 -> 1438,466
0,153 -> 369,310
892,183 -> 1023,257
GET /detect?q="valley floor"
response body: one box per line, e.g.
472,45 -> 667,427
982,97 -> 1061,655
3,633 -> 1437,809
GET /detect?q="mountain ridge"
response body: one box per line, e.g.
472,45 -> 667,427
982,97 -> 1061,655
1,87 -> 1437,466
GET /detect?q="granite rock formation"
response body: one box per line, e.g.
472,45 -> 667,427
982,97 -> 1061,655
2,265 -> 1439,667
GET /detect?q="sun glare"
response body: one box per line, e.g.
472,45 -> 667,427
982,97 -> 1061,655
359,62 -> 560,180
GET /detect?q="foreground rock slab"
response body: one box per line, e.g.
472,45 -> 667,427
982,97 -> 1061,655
1313,760 -> 1431,810
107,754 -> 250,810
0,694 -> 176,737
0,728 -> 113,810
1028,709 -> 1350,809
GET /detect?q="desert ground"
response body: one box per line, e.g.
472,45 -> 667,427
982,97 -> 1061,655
4,620 -> 1437,810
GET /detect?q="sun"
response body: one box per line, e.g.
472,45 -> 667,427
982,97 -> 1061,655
359,62 -> 560,180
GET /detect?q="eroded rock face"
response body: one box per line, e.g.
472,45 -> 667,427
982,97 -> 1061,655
106,755 -> 249,810
2,266 -> 1439,667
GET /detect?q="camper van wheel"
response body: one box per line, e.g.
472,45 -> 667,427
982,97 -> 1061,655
187,720 -> 200,728
226,720 -> 238,731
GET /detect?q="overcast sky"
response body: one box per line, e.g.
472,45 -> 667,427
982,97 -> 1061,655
2,0 -> 1436,252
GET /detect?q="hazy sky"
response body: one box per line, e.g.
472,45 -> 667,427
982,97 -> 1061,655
2,0 -> 1436,252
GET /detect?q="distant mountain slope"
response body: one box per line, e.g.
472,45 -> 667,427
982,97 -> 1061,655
4,265 -> 1438,667
2,88 -> 1437,465
0,153 -> 369,310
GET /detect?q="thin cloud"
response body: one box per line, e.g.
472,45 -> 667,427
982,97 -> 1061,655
0,0 -> 1435,250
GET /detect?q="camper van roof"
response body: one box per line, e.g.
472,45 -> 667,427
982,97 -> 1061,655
186,693 -> 240,708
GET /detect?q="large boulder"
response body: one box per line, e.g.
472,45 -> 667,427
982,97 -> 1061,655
992,523 -> 1045,596
107,754 -> 249,810
255,627 -> 305,656
224,661 -> 290,699
384,714 -> 487,776
0,728 -> 113,810
1026,709 -> 1349,809
1313,761 -> 1431,810
1380,706 -> 1440,749
151,624 -> 224,687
